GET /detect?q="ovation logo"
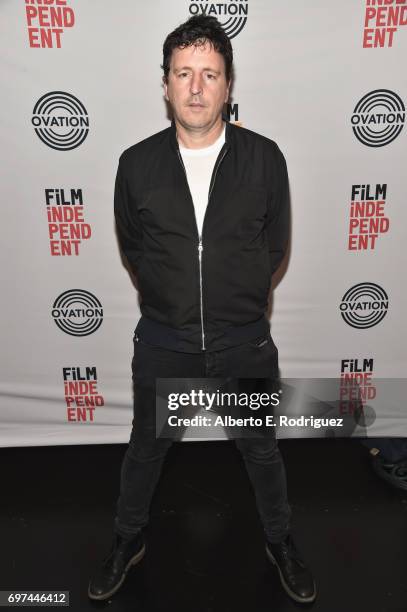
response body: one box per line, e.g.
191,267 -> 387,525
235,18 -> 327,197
188,0 -> 248,39
32,91 -> 89,151
339,283 -> 388,329
52,289 -> 103,336
351,89 -> 405,147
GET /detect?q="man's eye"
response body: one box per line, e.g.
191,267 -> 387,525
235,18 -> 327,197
179,72 -> 189,78
206,74 -> 216,80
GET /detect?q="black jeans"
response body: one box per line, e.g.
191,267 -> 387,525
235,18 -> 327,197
114,332 -> 291,543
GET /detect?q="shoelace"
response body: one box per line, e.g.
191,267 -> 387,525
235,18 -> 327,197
102,533 -> 141,567
279,537 -> 305,567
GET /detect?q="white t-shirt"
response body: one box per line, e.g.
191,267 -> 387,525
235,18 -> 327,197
179,126 -> 225,237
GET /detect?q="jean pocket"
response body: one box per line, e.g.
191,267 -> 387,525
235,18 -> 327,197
133,334 -> 160,350
247,333 -> 274,349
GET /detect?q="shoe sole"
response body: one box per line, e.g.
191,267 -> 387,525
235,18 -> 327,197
87,543 -> 146,601
265,546 -> 317,604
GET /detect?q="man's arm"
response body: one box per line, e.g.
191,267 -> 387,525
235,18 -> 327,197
114,156 -> 143,272
267,144 -> 290,276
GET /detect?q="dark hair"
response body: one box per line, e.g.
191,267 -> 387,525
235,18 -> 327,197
162,15 -> 233,83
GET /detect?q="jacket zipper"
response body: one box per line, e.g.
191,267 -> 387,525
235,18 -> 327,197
198,238 -> 205,349
177,145 -> 228,351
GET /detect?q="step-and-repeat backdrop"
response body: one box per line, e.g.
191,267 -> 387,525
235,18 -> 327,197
1,1 -> 406,446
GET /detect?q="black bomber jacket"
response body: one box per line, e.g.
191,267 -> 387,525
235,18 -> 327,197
114,120 -> 290,353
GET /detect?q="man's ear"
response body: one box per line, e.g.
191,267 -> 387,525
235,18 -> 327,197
225,79 -> 231,103
163,76 -> 169,102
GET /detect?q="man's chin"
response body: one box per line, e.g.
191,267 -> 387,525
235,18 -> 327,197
179,118 -> 211,132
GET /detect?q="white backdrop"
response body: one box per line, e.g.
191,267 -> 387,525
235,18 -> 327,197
1,0 -> 406,446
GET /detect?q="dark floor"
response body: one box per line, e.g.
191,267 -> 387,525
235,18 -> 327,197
1,438 -> 406,612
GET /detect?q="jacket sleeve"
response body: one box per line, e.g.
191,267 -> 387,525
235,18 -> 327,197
114,156 -> 142,271
267,144 -> 290,276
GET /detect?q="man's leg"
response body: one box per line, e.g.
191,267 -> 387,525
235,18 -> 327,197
210,334 -> 316,603
88,337 -> 205,600
114,338 -> 206,535
114,381 -> 174,538
206,335 -> 292,540
234,434 -> 291,543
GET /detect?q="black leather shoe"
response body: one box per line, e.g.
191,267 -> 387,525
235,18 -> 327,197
266,534 -> 316,603
88,531 -> 145,600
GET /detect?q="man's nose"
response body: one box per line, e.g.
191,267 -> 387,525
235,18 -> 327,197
190,74 -> 203,96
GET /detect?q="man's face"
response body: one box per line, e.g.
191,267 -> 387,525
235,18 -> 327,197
164,41 -> 230,133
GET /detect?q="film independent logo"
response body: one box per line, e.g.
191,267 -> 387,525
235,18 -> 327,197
339,282 -> 389,329
351,89 -> 405,147
31,91 -> 89,151
52,289 -> 103,336
188,0 -> 248,39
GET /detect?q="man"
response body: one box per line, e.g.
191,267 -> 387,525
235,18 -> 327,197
88,15 -> 316,604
